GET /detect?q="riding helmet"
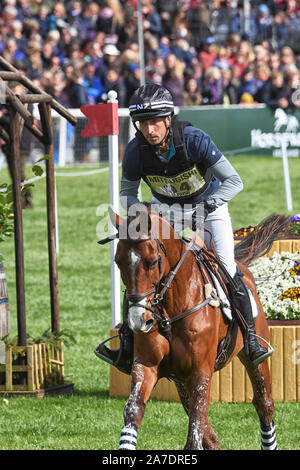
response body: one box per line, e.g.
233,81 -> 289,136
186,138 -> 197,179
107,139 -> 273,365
129,84 -> 174,122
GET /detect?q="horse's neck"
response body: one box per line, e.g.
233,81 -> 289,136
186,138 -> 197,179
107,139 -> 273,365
151,213 -> 196,299
162,236 -> 198,312
163,236 -> 183,269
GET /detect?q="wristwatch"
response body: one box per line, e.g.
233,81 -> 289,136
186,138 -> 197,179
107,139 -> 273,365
204,198 -> 217,214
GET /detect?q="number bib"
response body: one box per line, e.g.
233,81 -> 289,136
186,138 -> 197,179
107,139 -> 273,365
145,166 -> 206,198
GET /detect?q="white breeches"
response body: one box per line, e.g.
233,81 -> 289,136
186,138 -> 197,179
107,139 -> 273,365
204,204 -> 237,278
151,198 -> 237,278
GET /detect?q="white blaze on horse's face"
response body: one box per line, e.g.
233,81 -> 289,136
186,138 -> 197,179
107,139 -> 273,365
127,249 -> 153,333
128,249 -> 140,292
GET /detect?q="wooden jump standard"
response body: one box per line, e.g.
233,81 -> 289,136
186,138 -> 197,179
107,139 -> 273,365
0,56 -> 77,346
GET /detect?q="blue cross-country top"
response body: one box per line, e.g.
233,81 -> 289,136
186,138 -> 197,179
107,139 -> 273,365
120,121 -> 243,209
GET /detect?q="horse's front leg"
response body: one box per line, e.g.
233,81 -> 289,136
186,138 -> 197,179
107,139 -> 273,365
184,370 -> 218,450
120,360 -> 158,450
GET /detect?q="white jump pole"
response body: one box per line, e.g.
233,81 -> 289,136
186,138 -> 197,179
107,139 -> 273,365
281,141 -> 293,212
107,90 -> 121,328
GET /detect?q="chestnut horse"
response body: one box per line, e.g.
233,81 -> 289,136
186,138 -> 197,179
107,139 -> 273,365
106,207 -> 288,450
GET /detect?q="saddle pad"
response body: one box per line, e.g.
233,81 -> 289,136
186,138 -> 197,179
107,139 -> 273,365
209,270 -> 258,321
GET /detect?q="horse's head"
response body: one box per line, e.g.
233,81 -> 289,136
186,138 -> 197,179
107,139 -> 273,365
108,205 -> 177,333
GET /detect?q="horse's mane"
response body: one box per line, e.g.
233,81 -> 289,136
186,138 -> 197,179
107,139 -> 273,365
124,202 -> 177,241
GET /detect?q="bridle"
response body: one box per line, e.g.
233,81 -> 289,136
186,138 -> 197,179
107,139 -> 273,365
99,227 -> 215,340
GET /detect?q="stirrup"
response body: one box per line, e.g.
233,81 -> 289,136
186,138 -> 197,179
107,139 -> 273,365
94,334 -> 119,365
249,333 -> 274,366
94,334 -> 133,375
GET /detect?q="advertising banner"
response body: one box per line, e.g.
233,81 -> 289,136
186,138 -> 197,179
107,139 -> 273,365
178,105 -> 300,157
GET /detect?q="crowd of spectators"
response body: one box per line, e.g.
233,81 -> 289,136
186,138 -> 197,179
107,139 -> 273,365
0,0 -> 300,113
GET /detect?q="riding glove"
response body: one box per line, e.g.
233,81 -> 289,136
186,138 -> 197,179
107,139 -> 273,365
192,199 -> 217,231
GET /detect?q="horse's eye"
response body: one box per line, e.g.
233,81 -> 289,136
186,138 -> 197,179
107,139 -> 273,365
149,259 -> 158,269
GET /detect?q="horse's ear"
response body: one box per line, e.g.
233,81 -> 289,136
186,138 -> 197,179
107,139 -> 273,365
108,206 -> 124,229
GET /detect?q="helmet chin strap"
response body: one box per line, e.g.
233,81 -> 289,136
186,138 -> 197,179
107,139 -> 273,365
155,120 -> 171,150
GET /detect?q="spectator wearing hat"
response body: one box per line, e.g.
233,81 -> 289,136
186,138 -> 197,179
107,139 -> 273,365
96,43 -> 120,84
237,67 -> 257,102
239,92 -> 254,106
198,37 -> 217,71
253,4 -> 273,43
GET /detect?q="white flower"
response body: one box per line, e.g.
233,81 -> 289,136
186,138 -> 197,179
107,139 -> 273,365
249,251 -> 300,320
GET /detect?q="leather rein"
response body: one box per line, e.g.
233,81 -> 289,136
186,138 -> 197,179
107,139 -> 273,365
98,229 -> 215,339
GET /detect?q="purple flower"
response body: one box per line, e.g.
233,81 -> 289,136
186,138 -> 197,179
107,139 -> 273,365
290,214 -> 300,222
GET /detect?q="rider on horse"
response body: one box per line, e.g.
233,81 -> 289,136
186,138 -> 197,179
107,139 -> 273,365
96,83 -> 272,371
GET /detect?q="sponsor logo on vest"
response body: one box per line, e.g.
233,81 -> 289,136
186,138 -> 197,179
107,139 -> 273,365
146,166 -> 206,198
251,108 -> 300,157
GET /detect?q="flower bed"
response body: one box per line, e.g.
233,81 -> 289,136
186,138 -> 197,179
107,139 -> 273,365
249,252 -> 300,321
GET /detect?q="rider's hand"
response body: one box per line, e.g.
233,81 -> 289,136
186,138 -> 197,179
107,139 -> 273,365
204,198 -> 217,215
191,199 -> 217,231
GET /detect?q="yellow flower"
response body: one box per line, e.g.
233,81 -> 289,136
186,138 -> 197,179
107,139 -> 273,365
278,287 -> 300,301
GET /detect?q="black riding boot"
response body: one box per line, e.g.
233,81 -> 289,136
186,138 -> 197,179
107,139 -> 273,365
94,293 -> 134,375
228,269 -> 272,366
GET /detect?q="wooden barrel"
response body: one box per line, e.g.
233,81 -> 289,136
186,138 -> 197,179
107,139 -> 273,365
0,257 -> 10,339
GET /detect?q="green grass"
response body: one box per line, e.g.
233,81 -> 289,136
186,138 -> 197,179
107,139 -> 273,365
0,156 -> 300,450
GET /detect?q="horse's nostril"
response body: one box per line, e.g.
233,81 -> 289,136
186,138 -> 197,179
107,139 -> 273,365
145,319 -> 154,327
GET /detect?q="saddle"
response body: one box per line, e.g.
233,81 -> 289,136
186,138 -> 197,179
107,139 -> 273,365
184,237 -> 242,371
